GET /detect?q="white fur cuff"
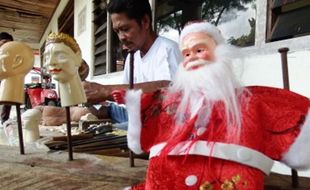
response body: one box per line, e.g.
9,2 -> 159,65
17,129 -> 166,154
125,89 -> 143,154
282,109 -> 310,170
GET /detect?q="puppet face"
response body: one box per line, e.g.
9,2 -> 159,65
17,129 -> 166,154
0,41 -> 33,80
44,42 -> 81,83
0,47 -> 12,77
180,32 -> 217,71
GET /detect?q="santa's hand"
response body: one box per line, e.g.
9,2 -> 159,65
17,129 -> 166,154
111,89 -> 126,104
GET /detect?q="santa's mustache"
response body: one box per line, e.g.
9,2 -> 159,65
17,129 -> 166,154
183,59 -> 213,70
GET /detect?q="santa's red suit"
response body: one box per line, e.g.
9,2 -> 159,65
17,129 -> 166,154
125,86 -> 310,190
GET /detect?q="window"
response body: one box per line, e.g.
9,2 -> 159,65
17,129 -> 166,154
93,0 -> 108,76
156,0 -> 257,47
110,29 -> 124,73
266,0 -> 310,42
93,0 -> 123,76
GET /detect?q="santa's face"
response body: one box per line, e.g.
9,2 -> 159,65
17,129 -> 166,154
173,34 -> 242,138
180,32 -> 217,71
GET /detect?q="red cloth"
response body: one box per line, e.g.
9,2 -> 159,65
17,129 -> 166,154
130,86 -> 310,190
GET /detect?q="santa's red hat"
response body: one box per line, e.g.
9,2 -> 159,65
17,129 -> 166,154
180,21 -> 225,45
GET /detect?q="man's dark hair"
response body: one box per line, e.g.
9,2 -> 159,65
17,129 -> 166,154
107,0 -> 152,26
0,32 -> 13,41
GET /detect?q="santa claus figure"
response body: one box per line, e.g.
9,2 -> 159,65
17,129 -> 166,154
125,21 -> 310,190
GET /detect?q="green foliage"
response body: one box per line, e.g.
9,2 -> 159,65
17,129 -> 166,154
201,0 -> 255,25
156,0 -> 256,34
156,11 -> 183,34
228,17 -> 255,47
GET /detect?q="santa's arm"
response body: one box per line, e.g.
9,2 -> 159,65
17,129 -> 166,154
125,89 -> 163,154
282,109 -> 310,170
251,86 -> 310,170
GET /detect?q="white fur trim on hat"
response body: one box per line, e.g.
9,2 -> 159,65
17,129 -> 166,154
180,22 -> 225,45
125,89 -> 143,154
281,109 -> 310,170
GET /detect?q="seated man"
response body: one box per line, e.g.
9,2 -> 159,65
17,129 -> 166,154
83,0 -> 182,125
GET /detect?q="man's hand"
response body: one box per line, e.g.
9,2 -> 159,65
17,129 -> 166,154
111,89 -> 126,104
82,80 -> 170,104
82,81 -> 110,103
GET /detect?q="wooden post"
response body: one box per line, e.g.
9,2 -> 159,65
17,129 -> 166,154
66,106 -> 73,161
129,51 -> 134,89
15,103 -> 25,155
129,51 -> 135,167
278,48 -> 290,89
278,47 -> 298,188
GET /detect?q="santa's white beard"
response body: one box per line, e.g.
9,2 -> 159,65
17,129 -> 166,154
170,45 -> 244,140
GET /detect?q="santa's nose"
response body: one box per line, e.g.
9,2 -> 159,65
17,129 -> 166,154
183,53 -> 197,65
188,54 -> 197,62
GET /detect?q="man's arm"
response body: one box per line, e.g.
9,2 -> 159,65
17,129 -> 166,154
82,80 -> 170,104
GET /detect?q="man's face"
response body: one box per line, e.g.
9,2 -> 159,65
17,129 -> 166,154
111,12 -> 148,52
43,42 -> 81,83
180,32 -> 217,71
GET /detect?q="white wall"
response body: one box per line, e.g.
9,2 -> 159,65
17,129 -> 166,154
74,0 -> 94,80
92,71 -> 124,85
239,50 -> 310,97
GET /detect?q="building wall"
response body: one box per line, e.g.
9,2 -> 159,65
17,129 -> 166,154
39,0 -> 310,96
74,0 -> 94,81
239,0 -> 310,97
86,0 -> 310,97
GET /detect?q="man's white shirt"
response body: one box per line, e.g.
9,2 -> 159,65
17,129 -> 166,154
123,36 -> 182,84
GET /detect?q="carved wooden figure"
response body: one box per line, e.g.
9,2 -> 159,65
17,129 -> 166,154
43,32 -> 86,160
0,41 -> 34,154
22,109 -> 42,144
44,32 -> 86,107
0,41 -> 34,103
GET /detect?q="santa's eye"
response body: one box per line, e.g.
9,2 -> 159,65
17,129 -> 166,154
182,50 -> 190,57
197,48 -> 205,53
